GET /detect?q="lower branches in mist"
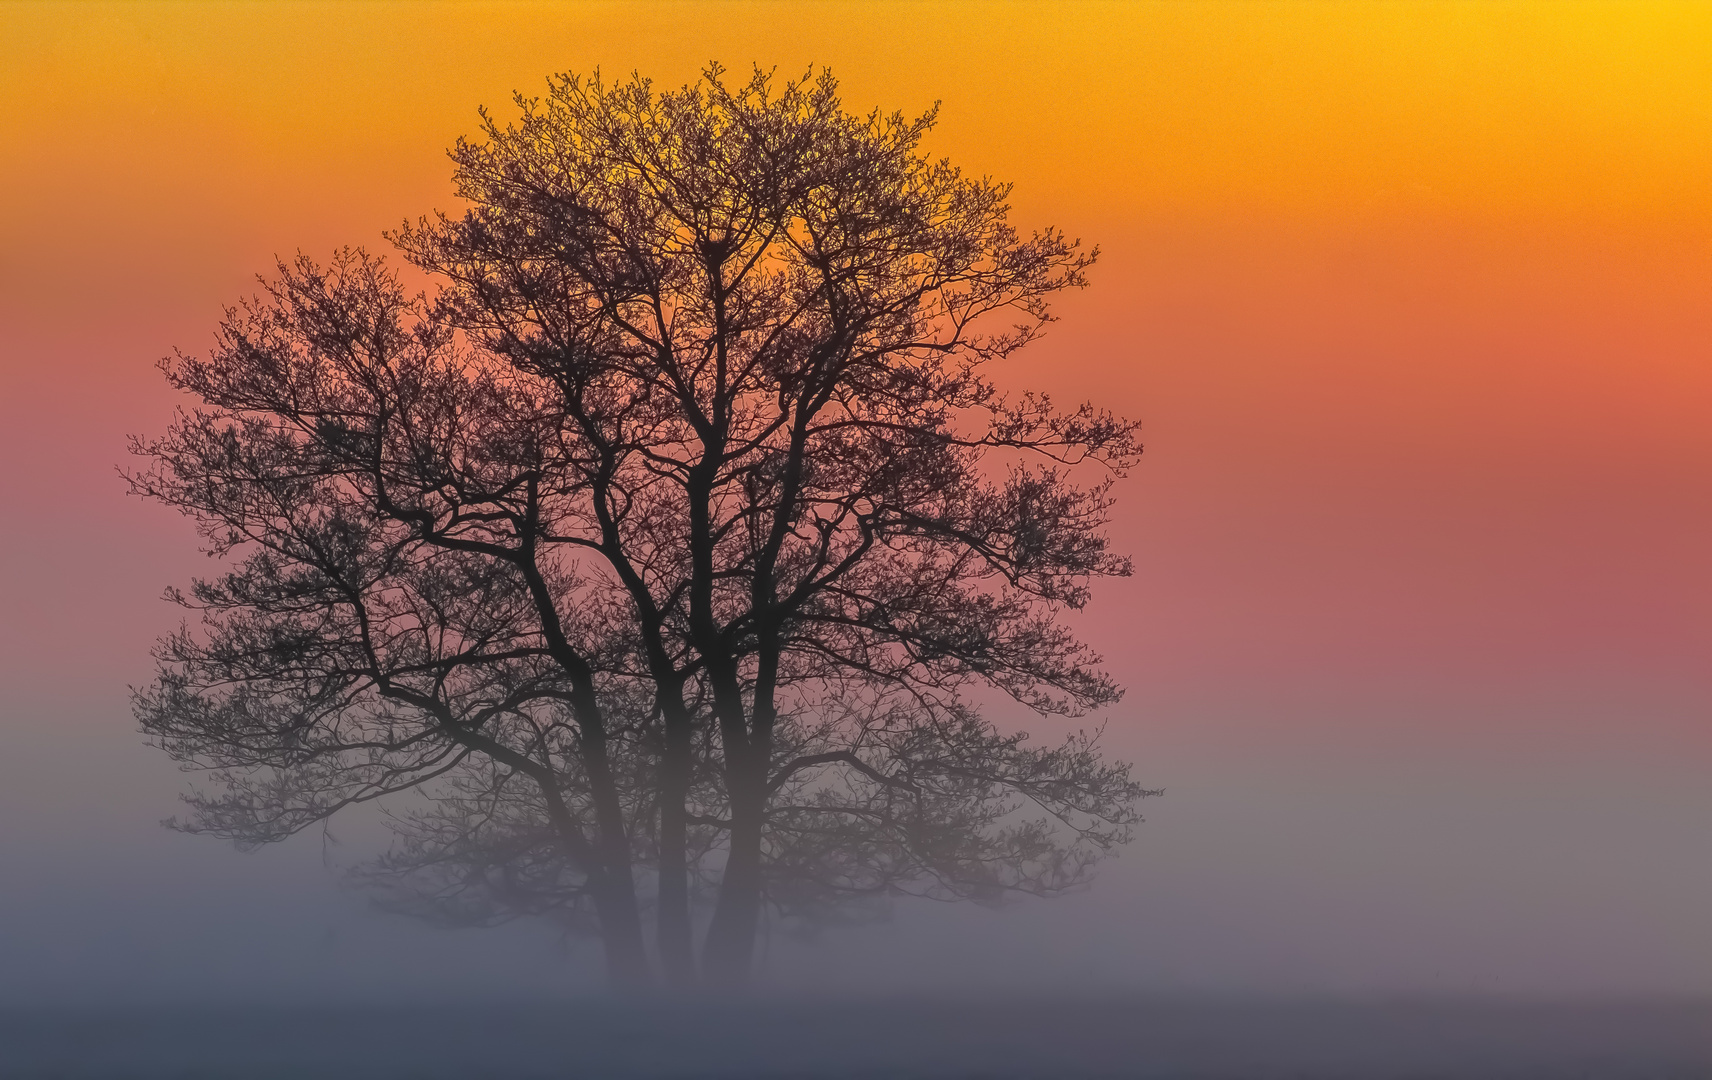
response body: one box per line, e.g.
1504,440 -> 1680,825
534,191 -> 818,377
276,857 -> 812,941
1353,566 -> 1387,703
352,690 -> 1154,939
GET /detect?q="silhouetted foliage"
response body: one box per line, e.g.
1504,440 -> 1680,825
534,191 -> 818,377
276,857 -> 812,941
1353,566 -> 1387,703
362,690 -> 1144,934
131,64 -> 1148,987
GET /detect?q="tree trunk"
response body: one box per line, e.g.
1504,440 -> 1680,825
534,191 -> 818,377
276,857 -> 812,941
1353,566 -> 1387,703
701,696 -> 770,986
576,697 -> 651,986
656,703 -> 697,985
515,538 -> 651,984
590,869 -> 651,986
531,761 -> 650,987
700,783 -> 765,985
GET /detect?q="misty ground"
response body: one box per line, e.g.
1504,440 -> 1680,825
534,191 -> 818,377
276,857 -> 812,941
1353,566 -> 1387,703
2,996 -> 1708,1079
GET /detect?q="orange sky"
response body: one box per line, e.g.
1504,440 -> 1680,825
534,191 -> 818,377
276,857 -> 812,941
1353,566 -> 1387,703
3,0 -> 1708,715
0,0 -> 1709,995
5,1 -> 1711,219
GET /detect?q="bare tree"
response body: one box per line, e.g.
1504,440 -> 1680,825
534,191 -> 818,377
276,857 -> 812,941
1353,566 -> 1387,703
363,688 -> 1152,939
132,64 -> 1147,987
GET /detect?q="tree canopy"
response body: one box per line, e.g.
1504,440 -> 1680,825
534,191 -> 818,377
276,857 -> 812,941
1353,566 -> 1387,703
131,64 -> 1149,987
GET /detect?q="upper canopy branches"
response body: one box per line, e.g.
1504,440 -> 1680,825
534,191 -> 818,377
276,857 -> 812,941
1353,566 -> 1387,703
385,64 -> 1139,713
131,61 -> 1143,863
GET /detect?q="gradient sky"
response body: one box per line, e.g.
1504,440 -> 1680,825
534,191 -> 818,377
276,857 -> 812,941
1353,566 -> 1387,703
1,1 -> 1708,1002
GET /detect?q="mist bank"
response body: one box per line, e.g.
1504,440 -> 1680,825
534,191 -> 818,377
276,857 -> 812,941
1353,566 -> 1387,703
4,997 -> 1709,1079
4,689 -> 1712,1007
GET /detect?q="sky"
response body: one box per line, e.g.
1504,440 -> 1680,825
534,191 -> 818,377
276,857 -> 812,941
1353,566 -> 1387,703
0,1 -> 1708,1003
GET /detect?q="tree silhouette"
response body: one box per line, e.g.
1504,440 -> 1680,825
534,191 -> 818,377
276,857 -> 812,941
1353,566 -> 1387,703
361,689 -> 1146,938
131,64 -> 1148,987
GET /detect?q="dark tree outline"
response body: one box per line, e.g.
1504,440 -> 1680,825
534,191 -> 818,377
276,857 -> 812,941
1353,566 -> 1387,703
132,63 -> 1149,988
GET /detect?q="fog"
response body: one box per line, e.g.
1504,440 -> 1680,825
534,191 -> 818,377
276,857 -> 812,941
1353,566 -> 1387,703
3,431 -> 1710,1071
5,3 -> 1712,1074
5,682 -> 1710,1000
3,696 -> 1711,1075
8,999 -> 1712,1078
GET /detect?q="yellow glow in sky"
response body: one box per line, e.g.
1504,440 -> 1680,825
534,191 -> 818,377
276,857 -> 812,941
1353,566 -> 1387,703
3,1 -> 1709,228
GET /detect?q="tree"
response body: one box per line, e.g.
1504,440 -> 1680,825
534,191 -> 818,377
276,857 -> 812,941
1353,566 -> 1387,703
362,689 -> 1146,939
131,64 -> 1148,987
